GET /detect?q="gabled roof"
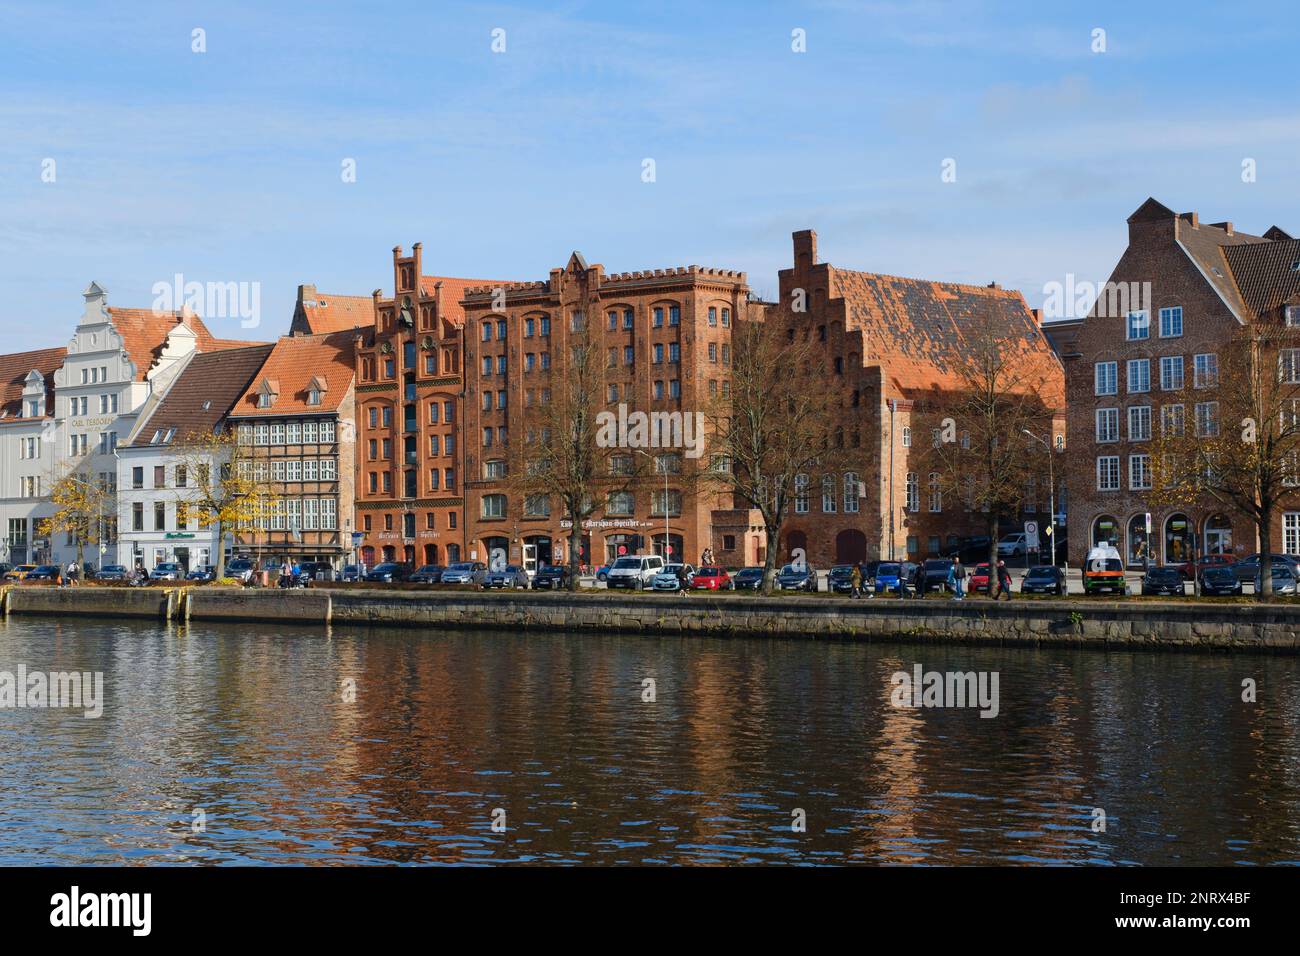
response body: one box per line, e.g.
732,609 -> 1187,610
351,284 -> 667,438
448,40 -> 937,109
1223,238 -> 1300,316
832,268 -> 1065,407
291,288 -> 375,336
105,307 -> 260,380
1128,197 -> 1176,223
1172,220 -> 1269,322
229,330 -> 357,418
123,343 -> 276,447
0,346 -> 66,419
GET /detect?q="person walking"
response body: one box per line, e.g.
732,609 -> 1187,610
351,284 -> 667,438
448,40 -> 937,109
849,563 -> 862,599
951,557 -> 966,601
864,562 -> 877,599
279,559 -> 292,589
910,562 -> 925,599
675,562 -> 690,594
66,559 -> 79,587
896,563 -> 911,600
996,560 -> 1013,601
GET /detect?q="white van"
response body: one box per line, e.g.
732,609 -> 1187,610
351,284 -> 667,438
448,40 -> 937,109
606,554 -> 665,589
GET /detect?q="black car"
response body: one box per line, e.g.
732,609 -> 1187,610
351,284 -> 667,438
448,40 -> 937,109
828,565 -> 857,594
1232,553 -> 1300,583
919,559 -> 954,593
1020,565 -> 1066,595
96,564 -> 129,581
1141,567 -> 1186,596
531,564 -> 571,590
410,564 -> 446,584
733,567 -> 765,591
297,562 -> 334,583
1199,566 -> 1242,596
26,565 -> 61,581
776,563 -> 816,591
364,562 -> 413,583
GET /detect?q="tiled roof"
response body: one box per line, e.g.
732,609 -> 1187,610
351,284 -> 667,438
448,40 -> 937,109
106,307 -> 259,381
1173,220 -> 1269,322
419,275 -> 511,325
1222,238 -> 1300,316
229,329 -> 357,418
0,346 -> 66,420
832,268 -> 1065,408
123,344 -> 275,447
291,289 -> 375,336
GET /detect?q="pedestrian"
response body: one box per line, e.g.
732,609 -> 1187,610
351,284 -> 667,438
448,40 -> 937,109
280,559 -> 292,589
910,562 -> 925,599
951,557 -> 966,601
850,563 -> 862,599
896,564 -> 911,600
675,562 -> 690,594
863,562 -> 877,599
997,560 -> 1013,601
66,559 -> 79,587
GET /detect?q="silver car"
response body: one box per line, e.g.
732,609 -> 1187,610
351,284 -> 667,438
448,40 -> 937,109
483,565 -> 529,589
651,563 -> 696,591
440,562 -> 487,585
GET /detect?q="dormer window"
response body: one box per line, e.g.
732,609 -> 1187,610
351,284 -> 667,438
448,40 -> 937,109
306,375 -> 328,407
1287,306 -> 1300,327
258,393 -> 274,408
256,378 -> 279,409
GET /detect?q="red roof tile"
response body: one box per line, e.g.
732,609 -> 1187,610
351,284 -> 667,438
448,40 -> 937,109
291,287 -> 375,336
229,330 -> 357,418
106,307 -> 262,381
0,346 -> 66,420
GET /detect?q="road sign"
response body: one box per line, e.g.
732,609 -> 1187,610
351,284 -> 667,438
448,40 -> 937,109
1144,512 -> 1152,534
1024,520 -> 1039,550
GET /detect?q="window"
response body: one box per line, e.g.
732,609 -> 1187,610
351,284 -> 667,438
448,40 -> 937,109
1095,408 -> 1119,443
1193,353 -> 1218,388
669,380 -> 680,399
1287,306 -> 1300,328
708,307 -> 718,326
651,489 -> 682,516
482,321 -> 492,342
1286,513 -> 1300,554
821,475 -> 837,513
132,466 -> 143,489
843,472 -> 860,513
902,426 -> 911,447
624,346 -> 634,366
794,474 -> 809,513
927,473 -> 941,512
1095,361 -> 1118,396
484,459 -> 507,479
1126,310 -> 1150,340
1195,401 -> 1220,437
652,307 -> 664,328
132,502 -> 143,531
669,343 -> 680,363
669,306 -> 680,326
1096,456 -> 1120,491
905,472 -> 919,512
1129,454 -> 1151,490
606,491 -> 634,516
1127,405 -> 1151,441
1158,306 -> 1183,338
1159,355 -> 1184,390
1126,359 -> 1149,393
154,502 -> 166,531
1161,404 -> 1185,437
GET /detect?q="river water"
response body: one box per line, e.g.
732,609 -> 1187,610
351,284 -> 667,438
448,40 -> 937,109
1,617 -> 1297,865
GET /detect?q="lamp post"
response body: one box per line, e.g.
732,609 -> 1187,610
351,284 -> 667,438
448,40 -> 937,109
1022,429 -> 1057,570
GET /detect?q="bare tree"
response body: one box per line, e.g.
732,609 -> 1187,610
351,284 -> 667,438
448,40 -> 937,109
913,321 -> 1059,597
1149,313 -> 1300,596
702,317 -> 843,593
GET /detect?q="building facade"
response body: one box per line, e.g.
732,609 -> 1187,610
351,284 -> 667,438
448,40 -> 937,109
460,252 -> 750,572
1064,198 -> 1299,567
226,331 -> 358,569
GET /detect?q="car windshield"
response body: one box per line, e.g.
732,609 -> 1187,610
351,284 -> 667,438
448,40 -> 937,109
924,560 -> 950,571
372,564 -> 399,572
780,564 -> 806,575
1149,569 -> 1180,581
447,564 -> 474,572
877,564 -> 900,576
1026,568 -> 1056,579
1204,568 -> 1234,581
612,557 -> 641,569
103,566 -> 125,573
228,560 -> 252,569
999,535 -> 1023,543
417,566 -> 440,572
737,568 -> 762,577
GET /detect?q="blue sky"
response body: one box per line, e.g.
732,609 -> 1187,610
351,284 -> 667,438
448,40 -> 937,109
2,0 -> 1298,349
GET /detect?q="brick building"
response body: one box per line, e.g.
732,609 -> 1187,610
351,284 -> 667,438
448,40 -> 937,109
1064,198 -> 1300,567
350,244 -> 505,567
769,230 -> 1066,568
227,330 -> 358,568
460,251 -> 752,572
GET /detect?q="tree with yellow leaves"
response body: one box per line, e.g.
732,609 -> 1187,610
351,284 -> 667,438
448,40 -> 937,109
40,462 -> 114,576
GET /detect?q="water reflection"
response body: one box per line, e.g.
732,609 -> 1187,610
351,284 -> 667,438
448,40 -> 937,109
1,617 -> 1298,865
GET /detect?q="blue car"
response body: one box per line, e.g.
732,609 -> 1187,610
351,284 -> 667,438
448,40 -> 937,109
874,561 -> 918,594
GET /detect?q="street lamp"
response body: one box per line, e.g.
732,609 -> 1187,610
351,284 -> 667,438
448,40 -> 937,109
1022,428 -> 1057,570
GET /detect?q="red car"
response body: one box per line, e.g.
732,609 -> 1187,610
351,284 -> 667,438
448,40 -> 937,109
969,563 -> 991,594
690,566 -> 733,590
1174,553 -> 1234,580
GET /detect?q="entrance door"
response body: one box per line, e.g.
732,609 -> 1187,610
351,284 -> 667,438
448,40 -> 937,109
523,535 -> 552,574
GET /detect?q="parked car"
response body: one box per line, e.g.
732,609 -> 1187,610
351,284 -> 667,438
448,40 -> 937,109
1174,553 -> 1235,580
1082,546 -> 1128,595
531,564 -> 570,590
606,554 -> 665,589
339,564 -> 363,582
919,559 -> 954,594
595,564 -> 612,582
150,562 -> 184,581
997,533 -> 1029,558
4,565 -> 38,581
364,562 -> 413,583
439,562 -> 487,586
874,562 -> 917,594
969,563 -> 992,594
1234,553 -> 1300,584
484,565 -> 530,589
691,566 -> 733,591
226,558 -> 257,584
1021,565 -> 1066,596
651,563 -> 696,591
95,564 -> 129,581
1199,566 -> 1243,596
186,565 -> 216,582
1141,566 -> 1186,597
828,565 -> 856,594
1255,565 -> 1299,595
776,562 -> 816,591
298,562 -> 334,582
25,565 -> 61,582
0,563 -> 11,578
409,564 -> 445,584
732,567 -> 765,591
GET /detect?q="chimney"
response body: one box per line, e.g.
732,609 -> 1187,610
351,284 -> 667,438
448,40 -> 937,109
793,229 -> 817,273
987,281 -> 1001,290
1179,211 -> 1199,228
1031,308 -> 1043,325
1209,221 -> 1234,236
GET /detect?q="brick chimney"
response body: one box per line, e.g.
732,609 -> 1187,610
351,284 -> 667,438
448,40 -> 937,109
793,229 -> 817,274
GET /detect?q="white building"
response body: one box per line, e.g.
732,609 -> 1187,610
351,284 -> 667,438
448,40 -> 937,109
0,283 -> 259,570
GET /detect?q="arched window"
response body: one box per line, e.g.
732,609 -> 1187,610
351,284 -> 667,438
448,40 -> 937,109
1126,514 -> 1150,566
843,472 -> 859,513
794,474 -> 809,514
822,475 -> 837,513
1091,514 -> 1120,549
1164,513 -> 1192,564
